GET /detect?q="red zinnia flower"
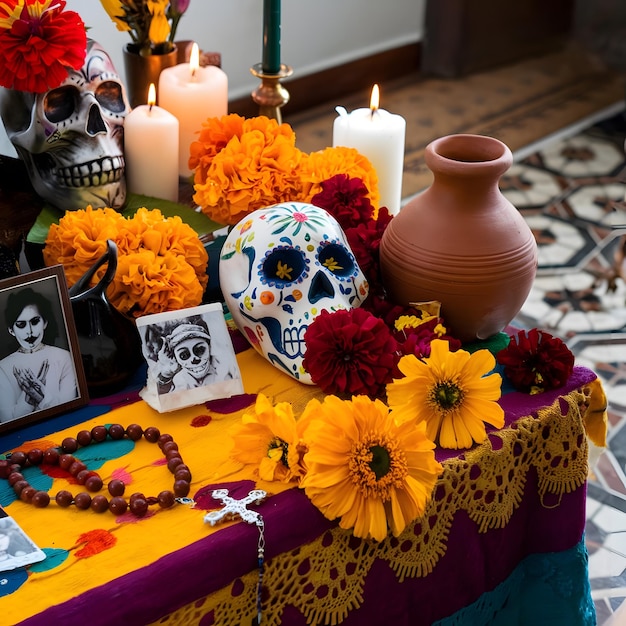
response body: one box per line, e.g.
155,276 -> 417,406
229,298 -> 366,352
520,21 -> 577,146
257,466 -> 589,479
0,0 -> 87,93
303,307 -> 400,398
496,328 -> 575,393
345,206 -> 393,294
311,174 -> 376,231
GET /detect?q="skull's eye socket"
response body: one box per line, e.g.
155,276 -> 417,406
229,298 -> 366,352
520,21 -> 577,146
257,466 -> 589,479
318,243 -> 355,278
95,81 -> 126,113
44,86 -> 77,123
262,248 -> 307,286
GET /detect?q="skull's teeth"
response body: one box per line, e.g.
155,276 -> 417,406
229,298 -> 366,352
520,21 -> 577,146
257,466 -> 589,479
58,156 -> 124,187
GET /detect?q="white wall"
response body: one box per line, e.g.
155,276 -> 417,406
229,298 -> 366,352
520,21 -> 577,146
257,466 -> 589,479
1,0 -> 425,155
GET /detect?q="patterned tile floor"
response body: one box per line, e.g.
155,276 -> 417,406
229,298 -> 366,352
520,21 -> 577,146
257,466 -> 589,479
502,109 -> 626,624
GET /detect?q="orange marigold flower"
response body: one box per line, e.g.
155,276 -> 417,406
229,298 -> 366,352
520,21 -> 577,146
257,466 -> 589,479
191,114 -> 304,226
298,147 -> 380,211
189,113 -> 246,181
43,206 -> 125,285
43,206 -> 208,317
110,249 -> 204,318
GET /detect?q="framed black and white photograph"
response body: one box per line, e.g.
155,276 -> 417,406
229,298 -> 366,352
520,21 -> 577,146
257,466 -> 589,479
0,508 -> 45,572
136,302 -> 244,412
0,266 -> 89,433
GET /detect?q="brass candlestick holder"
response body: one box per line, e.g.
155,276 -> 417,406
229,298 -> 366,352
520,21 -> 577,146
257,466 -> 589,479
250,63 -> 293,123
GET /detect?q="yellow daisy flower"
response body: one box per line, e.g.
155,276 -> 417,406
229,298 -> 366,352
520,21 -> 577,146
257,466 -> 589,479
230,394 -> 307,483
300,395 -> 442,542
386,339 -> 504,450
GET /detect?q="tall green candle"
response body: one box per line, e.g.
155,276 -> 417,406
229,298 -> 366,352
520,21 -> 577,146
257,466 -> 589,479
262,0 -> 281,74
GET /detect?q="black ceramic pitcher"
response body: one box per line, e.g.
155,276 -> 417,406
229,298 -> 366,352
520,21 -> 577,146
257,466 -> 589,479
69,240 -> 142,397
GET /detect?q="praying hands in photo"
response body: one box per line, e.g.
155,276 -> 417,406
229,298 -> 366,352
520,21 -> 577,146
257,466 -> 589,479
13,360 -> 49,409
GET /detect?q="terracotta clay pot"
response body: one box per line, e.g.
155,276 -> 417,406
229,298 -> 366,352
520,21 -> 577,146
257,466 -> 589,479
379,133 -> 537,343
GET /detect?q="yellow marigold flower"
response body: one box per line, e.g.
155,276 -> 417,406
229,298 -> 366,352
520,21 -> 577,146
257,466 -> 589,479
300,395 -> 442,542
386,339 -> 504,450
298,146 -> 380,211
230,394 -> 308,483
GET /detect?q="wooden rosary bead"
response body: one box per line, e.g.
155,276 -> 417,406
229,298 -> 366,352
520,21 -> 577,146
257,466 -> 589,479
8,472 -> 24,486
108,424 -> 126,440
2,424 -> 192,518
43,448 -> 60,465
143,426 -> 160,443
126,424 -> 143,441
20,487 -> 36,503
61,437 -> 78,453
56,490 -> 74,507
58,454 -> 75,471
74,493 -> 92,509
10,451 -> 27,466
76,430 -> 92,446
27,449 -> 44,465
91,426 -> 108,443
157,491 -> 176,508
174,480 -> 190,497
109,496 -> 128,515
32,491 -> 50,508
129,497 -> 148,517
91,495 -> 109,513
0,459 -> 11,478
108,479 -> 125,497
158,434 -> 174,449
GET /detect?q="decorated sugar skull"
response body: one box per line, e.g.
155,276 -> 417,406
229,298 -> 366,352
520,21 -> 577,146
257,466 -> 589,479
0,39 -> 129,211
219,202 -> 369,384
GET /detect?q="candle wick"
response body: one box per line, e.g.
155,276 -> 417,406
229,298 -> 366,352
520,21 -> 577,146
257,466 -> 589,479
149,103 -> 154,112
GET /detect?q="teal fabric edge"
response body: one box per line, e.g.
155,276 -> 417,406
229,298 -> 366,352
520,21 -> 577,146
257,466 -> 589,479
434,537 -> 596,625
26,194 -> 223,246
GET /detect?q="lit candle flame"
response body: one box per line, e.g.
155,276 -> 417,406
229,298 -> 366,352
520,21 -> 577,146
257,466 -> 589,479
369,84 -> 380,115
147,83 -> 156,111
190,42 -> 200,78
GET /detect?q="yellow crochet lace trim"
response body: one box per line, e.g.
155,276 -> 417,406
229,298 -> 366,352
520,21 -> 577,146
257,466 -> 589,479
151,384 -> 600,626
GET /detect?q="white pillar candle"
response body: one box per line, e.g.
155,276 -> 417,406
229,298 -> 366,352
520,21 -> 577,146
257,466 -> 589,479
332,85 -> 406,215
158,43 -> 228,179
124,84 -> 180,202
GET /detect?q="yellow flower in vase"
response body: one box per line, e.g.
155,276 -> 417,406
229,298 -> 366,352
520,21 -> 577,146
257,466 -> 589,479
300,395 -> 442,542
386,339 -> 504,449
99,0 -> 189,54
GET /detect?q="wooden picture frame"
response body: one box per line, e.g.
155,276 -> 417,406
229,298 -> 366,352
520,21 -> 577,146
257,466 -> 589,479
0,266 -> 89,433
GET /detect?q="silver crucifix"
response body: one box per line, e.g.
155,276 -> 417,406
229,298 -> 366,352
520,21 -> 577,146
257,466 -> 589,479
204,488 -> 267,526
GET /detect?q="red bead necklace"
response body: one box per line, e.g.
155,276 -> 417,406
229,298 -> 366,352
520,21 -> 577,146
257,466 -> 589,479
0,423 -> 192,517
